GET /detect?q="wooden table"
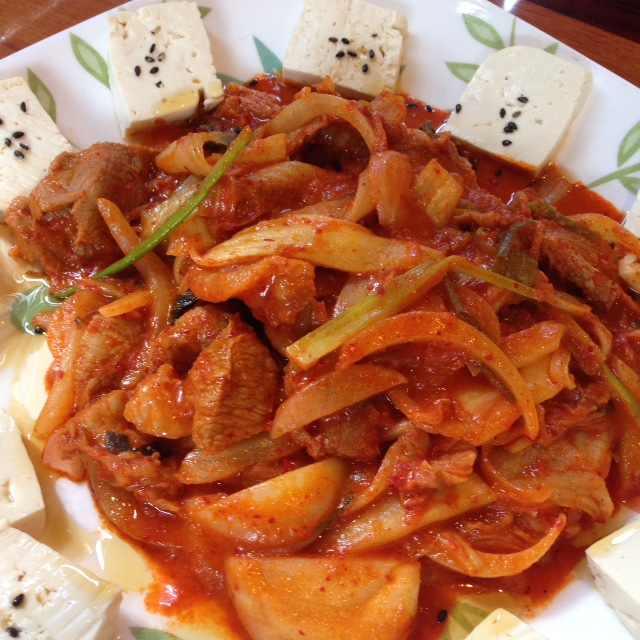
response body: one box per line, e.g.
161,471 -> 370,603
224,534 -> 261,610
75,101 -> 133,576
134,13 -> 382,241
1,0 -> 639,88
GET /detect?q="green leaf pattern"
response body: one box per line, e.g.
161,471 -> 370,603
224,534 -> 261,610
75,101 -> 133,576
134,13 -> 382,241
445,62 -> 479,83
253,36 -> 283,75
27,69 -> 56,121
617,120 -> 640,167
463,15 -> 505,50
70,33 -> 110,88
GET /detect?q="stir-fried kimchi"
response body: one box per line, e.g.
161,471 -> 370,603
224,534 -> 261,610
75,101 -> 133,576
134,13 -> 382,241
7,76 -> 640,640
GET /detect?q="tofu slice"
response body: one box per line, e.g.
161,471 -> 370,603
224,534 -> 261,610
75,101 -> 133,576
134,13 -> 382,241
107,1 -> 224,136
283,0 -> 407,99
0,76 -> 76,219
0,520 -> 122,640
586,519 -> 640,638
464,608 -> 550,639
0,411 -> 45,537
440,46 -> 592,175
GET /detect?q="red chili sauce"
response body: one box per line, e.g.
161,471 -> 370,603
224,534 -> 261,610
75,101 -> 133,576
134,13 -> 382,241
105,76 -> 626,639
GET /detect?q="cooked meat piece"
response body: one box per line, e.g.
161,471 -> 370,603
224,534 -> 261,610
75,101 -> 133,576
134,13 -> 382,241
186,317 -> 278,454
541,223 -> 621,308
188,257 -> 316,326
148,304 -> 230,375
6,142 -> 157,291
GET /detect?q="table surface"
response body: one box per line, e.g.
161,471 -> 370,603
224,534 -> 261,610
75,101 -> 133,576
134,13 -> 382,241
0,0 -> 639,88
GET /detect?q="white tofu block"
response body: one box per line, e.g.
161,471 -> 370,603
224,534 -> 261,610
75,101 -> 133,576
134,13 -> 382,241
0,520 -> 122,640
440,46 -> 592,174
283,0 -> 407,99
107,1 -> 224,136
0,76 -> 75,219
587,519 -> 640,638
465,608 -> 549,640
0,411 -> 45,537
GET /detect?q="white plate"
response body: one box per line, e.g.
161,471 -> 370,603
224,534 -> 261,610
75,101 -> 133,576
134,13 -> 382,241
1,1 -> 640,639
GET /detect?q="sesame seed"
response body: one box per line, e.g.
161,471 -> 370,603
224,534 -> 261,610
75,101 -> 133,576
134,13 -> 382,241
20,102 -> 26,113
155,81 -> 163,88
371,33 -> 378,37
157,52 -> 165,61
12,131 -> 24,138
512,110 -> 522,117
149,43 -> 156,53
6,627 -> 20,638
455,103 -> 462,113
14,150 -> 24,159
150,66 -> 159,74
362,63 -> 369,73
0,118 -> 3,125
508,121 -> 518,130
347,50 -> 357,57
503,125 -> 514,133
145,55 -> 155,63
19,143 -> 28,150
426,105 -> 433,112
437,610 -> 448,624
495,169 -> 503,177
517,95 -> 529,103
336,51 -> 345,58
248,78 -> 259,86
12,594 -> 24,608
407,103 -> 418,108
329,37 -> 338,43
502,140 -> 513,146
134,65 -> 141,76
4,138 -> 10,147
369,49 -> 375,58
341,38 -> 350,44
499,107 -> 506,118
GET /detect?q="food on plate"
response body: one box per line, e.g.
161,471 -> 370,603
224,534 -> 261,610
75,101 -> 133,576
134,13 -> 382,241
0,76 -> 76,219
0,519 -> 122,640
587,519 -> 640,638
441,46 -> 592,175
107,1 -> 224,136
283,0 -> 407,99
464,608 -> 549,639
4,3 -> 640,639
0,412 -> 45,537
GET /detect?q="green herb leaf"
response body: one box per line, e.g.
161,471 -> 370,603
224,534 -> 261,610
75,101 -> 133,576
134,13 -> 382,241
131,628 -> 184,640
445,62 -> 479,83
253,36 -> 282,74
27,69 -> 56,121
462,14 -> 505,50
544,42 -> 559,55
70,33 -> 110,88
198,6 -> 211,18
618,120 -> 640,167
12,128 -> 252,333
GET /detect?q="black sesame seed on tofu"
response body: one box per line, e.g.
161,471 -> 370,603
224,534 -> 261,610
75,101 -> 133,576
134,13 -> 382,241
517,95 -> 529,103
329,36 -> 338,43
347,50 -> 357,57
157,52 -> 166,61
14,150 -> 25,159
149,43 -> 156,53
12,594 -> 25,608
12,131 -> 24,138
4,138 -> 10,147
455,103 -> 462,113
369,49 -> 375,58
362,64 -> 369,73
145,55 -> 155,63
508,121 -> 518,130
341,37 -> 350,44
134,65 -> 141,76
502,139 -> 513,146
20,101 -> 26,113
0,117 -> 3,125
150,66 -> 159,74
371,33 -> 378,37
19,143 -> 29,150
6,627 -> 20,639
512,110 -> 522,117
503,125 -> 513,133
499,107 -> 506,118
155,81 -> 163,88
336,51 -> 345,58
